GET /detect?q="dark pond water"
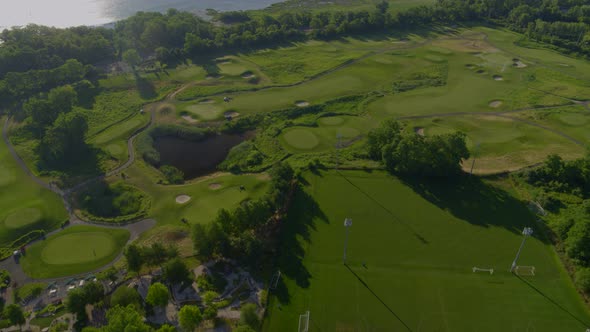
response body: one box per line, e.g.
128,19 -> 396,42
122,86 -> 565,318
154,134 -> 244,179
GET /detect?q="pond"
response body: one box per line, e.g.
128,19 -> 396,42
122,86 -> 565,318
154,134 -> 245,179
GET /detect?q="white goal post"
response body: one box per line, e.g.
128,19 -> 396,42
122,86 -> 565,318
270,270 -> 281,289
514,266 -> 536,276
472,267 -> 494,275
298,310 -> 310,332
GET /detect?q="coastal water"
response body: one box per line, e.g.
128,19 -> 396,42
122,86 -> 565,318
0,0 -> 283,30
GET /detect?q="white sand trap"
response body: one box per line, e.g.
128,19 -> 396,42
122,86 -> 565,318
224,111 -> 240,118
199,99 -> 215,104
208,183 -> 222,190
489,100 -> 503,108
558,63 -> 570,67
493,75 -> 503,81
182,115 -> 198,123
176,195 -> 191,204
513,60 -> 527,68
219,61 -> 231,65
414,127 -> 425,136
295,101 -> 310,107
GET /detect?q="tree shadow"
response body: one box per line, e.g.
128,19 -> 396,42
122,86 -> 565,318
337,171 -> 429,244
37,146 -> 102,187
134,73 -> 157,100
345,264 -> 413,331
400,175 -> 549,243
514,274 -> 590,329
274,184 -> 328,304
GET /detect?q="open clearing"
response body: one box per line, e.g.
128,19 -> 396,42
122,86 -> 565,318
21,225 -> 130,278
265,170 -> 590,331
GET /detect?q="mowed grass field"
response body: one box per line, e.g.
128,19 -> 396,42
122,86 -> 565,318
264,170 -> 590,331
0,117 -> 67,246
21,225 -> 129,278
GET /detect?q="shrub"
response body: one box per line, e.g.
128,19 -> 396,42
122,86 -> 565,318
160,165 -> 184,184
575,268 -> 590,293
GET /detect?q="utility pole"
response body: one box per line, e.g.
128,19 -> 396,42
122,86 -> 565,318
343,218 -> 352,264
510,227 -> 533,272
470,142 -> 480,175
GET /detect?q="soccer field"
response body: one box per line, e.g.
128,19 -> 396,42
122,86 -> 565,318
264,170 -> 590,331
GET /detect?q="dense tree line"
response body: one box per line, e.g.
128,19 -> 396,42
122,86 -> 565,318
367,120 -> 469,176
191,162 -> 295,267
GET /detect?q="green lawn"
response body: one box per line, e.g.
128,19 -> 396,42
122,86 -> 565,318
0,117 -> 68,247
21,225 -> 130,278
265,170 -> 590,331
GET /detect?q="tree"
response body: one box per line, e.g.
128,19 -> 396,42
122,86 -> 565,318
239,303 -> 260,330
66,288 -> 88,321
566,219 -> 590,265
146,282 -> 169,307
160,165 -> 184,184
366,119 -> 403,160
110,285 -> 142,312
102,305 -> 151,332
178,305 -> 203,331
48,85 -> 77,114
82,282 -> 105,304
122,49 -> 142,69
156,325 -> 177,332
125,244 -> 143,272
39,110 -> 88,167
163,258 -> 191,284
3,304 -> 25,327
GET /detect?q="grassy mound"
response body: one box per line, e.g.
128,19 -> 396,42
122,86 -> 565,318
282,128 -> 320,150
77,182 -> 150,223
21,225 -> 129,278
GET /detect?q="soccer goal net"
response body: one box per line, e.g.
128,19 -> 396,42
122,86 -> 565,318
298,311 -> 310,332
472,267 -> 494,275
514,266 -> 536,276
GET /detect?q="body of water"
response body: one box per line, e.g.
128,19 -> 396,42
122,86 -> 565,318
154,134 -> 245,179
0,0 -> 283,30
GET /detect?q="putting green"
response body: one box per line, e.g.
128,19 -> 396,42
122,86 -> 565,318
282,128 -> 320,150
21,226 -> 130,278
4,208 -> 42,229
41,232 -> 115,265
185,104 -> 223,120
318,117 -> 345,126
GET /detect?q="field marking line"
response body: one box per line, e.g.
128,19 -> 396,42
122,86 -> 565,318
437,288 -> 450,332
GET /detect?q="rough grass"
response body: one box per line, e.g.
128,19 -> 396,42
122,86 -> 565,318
21,225 -> 129,278
264,170 -> 590,331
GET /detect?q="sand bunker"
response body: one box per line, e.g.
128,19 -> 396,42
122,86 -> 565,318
208,183 -> 222,190
295,101 -> 310,107
414,127 -> 425,136
224,111 -> 240,118
182,115 -> 198,123
513,60 -> 527,68
241,71 -> 255,79
176,195 -> 191,204
489,100 -> 503,108
199,99 -> 215,104
493,75 -> 503,81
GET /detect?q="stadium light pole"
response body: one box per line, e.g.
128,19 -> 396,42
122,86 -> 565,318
343,218 -> 352,264
510,227 -> 533,272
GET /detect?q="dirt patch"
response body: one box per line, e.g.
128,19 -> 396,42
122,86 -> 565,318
208,183 -> 222,190
224,111 -> 240,118
489,100 -> 503,108
295,101 -> 310,107
476,69 -> 486,74
414,127 -> 425,136
182,115 -> 198,124
493,75 -> 503,81
158,104 -> 175,115
199,99 -> 215,104
175,195 -> 191,204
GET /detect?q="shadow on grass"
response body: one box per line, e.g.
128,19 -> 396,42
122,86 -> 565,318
336,171 -> 429,245
345,264 -> 413,331
135,73 -> 157,100
274,184 -> 328,304
515,274 -> 590,329
401,175 -> 549,243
